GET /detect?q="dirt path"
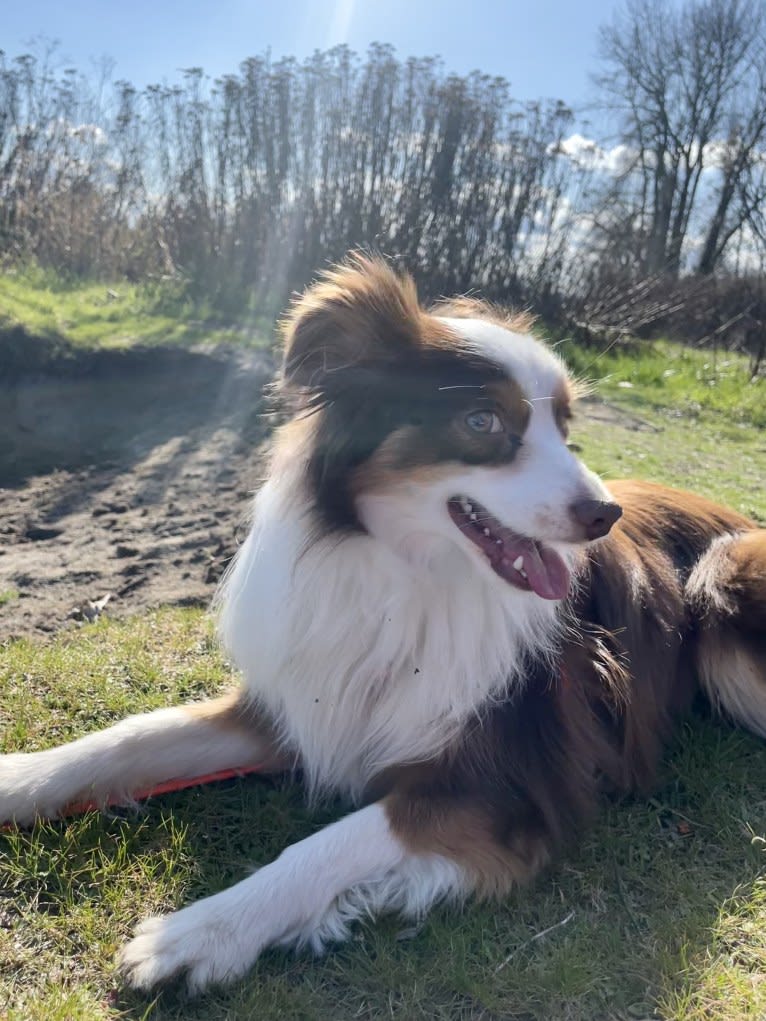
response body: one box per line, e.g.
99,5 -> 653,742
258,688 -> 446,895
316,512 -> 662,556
0,345 -> 640,639
0,346 -> 273,638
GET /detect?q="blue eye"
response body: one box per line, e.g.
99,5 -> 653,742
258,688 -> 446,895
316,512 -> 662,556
465,410 -> 504,434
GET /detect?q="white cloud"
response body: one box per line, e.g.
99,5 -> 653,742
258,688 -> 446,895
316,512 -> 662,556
555,133 -> 636,175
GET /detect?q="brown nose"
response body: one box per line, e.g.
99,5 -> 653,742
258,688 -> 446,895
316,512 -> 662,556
570,499 -> 623,540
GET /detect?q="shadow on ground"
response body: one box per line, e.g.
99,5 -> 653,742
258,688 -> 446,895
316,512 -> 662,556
0,340 -> 274,636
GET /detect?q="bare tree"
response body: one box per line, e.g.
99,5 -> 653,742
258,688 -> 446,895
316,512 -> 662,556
596,0 -> 766,276
696,26 -> 766,273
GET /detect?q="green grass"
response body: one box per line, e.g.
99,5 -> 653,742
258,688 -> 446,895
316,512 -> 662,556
562,338 -> 765,524
3,610 -> 766,1021
1,322 -> 765,1020
0,267 -> 271,350
561,336 -> 765,430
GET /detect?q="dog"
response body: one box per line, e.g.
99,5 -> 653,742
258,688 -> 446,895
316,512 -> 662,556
1,255 -> 764,993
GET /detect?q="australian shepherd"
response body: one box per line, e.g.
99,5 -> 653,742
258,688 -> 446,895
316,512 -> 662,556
2,256 -> 765,992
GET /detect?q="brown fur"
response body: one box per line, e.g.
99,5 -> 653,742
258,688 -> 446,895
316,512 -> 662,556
350,377 -> 530,498
280,254 -> 458,390
278,256 -> 537,534
384,481 -> 764,894
552,381 -> 573,438
689,528 -> 766,631
685,528 -> 766,733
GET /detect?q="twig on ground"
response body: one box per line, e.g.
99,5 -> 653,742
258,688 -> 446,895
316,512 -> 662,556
494,910 -> 575,972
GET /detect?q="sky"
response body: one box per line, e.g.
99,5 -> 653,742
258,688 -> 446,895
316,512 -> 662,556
3,0 -> 625,114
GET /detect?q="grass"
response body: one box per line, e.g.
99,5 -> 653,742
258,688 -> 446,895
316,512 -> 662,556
562,338 -> 765,524
1,300 -> 765,1019
561,336 -> 765,430
0,266 -> 271,351
3,611 -> 766,1021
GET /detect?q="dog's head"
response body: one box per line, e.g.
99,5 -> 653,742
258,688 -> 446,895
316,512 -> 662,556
278,255 -> 621,601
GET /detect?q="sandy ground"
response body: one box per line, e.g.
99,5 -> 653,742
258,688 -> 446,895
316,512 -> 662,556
0,346 -> 274,638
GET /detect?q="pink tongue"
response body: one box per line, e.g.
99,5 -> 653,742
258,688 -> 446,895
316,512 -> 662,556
522,543 -> 571,600
495,540 -> 571,600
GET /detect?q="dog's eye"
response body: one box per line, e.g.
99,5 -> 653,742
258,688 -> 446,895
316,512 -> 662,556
465,410 -> 503,434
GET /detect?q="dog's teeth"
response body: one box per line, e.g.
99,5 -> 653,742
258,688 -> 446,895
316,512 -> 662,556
460,498 -> 472,513
520,569 -> 528,579
495,539 -> 503,545
513,555 -> 524,571
470,513 -> 477,521
483,528 -> 490,537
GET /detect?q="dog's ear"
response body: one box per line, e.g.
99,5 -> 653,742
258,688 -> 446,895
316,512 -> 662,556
280,255 -> 423,390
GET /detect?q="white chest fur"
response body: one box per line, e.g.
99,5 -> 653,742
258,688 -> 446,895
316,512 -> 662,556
217,474 -> 562,798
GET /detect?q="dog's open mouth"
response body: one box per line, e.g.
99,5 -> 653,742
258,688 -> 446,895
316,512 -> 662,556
447,496 -> 571,600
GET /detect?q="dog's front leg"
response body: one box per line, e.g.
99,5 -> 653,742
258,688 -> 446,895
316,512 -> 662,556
118,799 -> 471,992
0,691 -> 281,825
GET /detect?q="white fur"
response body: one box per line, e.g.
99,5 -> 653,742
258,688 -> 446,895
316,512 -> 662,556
441,317 -> 564,403
441,317 -> 612,543
696,636 -> 766,737
218,319 -> 610,798
0,706 -> 265,825
219,466 -> 562,798
119,802 -> 468,990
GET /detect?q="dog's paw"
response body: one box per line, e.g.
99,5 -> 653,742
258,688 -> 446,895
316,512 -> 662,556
118,906 -> 254,993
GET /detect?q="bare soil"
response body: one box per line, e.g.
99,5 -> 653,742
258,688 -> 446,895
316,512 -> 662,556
0,346 -> 274,638
0,344 -> 637,639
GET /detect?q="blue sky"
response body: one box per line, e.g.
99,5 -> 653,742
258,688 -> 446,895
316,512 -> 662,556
4,0 -> 624,111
